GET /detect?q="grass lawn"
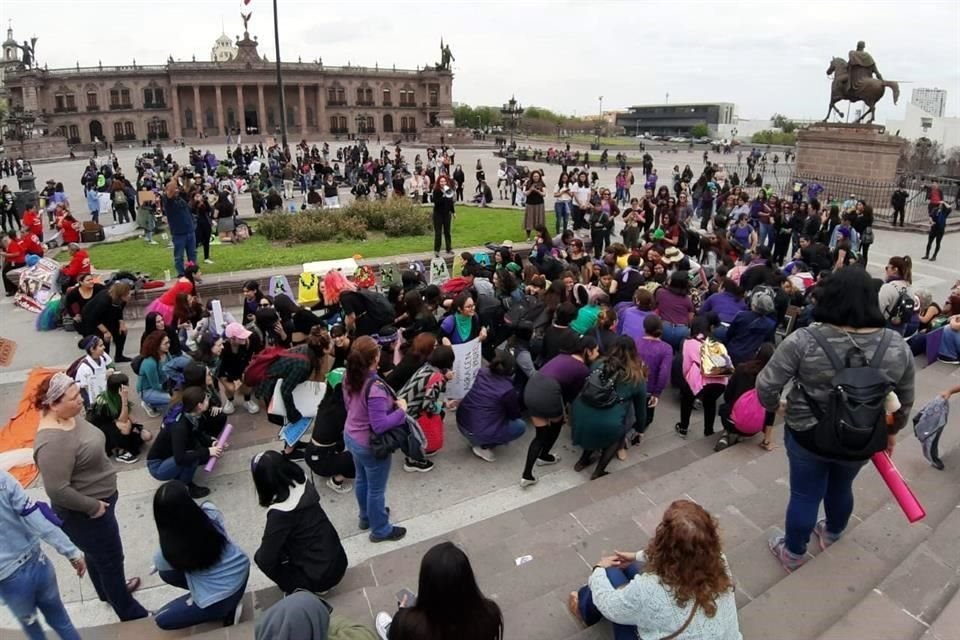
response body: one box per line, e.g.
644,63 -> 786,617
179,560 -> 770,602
70,206 -> 552,277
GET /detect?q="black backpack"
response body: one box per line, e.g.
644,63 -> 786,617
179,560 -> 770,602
887,286 -> 916,326
800,328 -> 895,459
580,364 -> 621,409
357,289 -> 396,330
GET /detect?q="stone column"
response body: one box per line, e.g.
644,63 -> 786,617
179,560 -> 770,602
193,85 -> 202,135
316,83 -> 326,138
215,85 -> 225,136
298,84 -> 307,134
171,85 -> 182,140
236,85 -> 244,134
257,84 -> 266,134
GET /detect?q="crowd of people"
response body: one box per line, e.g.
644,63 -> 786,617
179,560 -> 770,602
1,137 -> 959,640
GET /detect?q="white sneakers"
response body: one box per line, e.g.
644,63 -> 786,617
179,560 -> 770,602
472,446 -> 496,462
204,259 -> 214,265
244,400 -> 260,414
140,400 -> 159,418
375,612 -> 392,640
222,400 -> 236,415
326,477 -> 352,494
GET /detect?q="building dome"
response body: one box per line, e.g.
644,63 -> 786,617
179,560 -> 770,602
211,32 -> 237,62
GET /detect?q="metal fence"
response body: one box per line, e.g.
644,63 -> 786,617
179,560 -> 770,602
720,161 -> 958,226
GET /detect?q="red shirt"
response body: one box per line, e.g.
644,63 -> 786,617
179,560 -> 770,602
22,210 -> 43,237
62,250 -> 91,278
60,217 -> 81,244
4,239 -> 26,265
22,234 -> 45,257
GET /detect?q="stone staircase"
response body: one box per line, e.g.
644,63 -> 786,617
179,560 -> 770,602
7,369 -> 960,639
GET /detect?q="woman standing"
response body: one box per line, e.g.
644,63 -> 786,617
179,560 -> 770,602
853,201 -> 874,265
758,267 -> 914,572
572,337 -> 648,479
554,172 -> 573,234
569,500 -> 740,639
190,191 -> 214,265
78,282 -> 132,363
32,373 -> 148,621
0,467 -> 85,640
432,174 -> 455,258
214,190 -> 236,245
452,164 -> 466,202
521,336 -> 599,487
523,170 -> 547,240
343,336 -> 408,543
152,481 -> 249,630
675,316 -> 729,438
374,542 -> 502,640
251,450 -> 348,595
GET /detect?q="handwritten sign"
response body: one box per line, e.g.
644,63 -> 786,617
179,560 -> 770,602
446,338 -> 482,400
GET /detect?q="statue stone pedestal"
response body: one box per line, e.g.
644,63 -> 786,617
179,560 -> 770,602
794,123 -> 908,219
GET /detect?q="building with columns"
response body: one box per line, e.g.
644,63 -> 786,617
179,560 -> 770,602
1,22 -> 454,146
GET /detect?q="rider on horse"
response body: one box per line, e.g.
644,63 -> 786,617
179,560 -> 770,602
845,41 -> 884,97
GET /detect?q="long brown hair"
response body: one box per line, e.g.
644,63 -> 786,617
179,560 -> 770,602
644,500 -> 733,617
604,335 -> 646,384
140,329 -> 168,360
888,255 -> 912,283
345,335 -> 380,393
305,326 -> 332,378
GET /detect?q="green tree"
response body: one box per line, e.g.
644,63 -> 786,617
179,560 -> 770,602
751,130 -> 797,146
770,112 -> 797,134
690,123 -> 709,138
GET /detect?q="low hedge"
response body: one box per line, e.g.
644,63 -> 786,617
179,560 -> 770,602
257,198 -> 431,243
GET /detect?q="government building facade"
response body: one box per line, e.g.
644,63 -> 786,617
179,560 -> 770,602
1,23 -> 454,146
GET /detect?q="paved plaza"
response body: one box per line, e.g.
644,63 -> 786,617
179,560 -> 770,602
1,142 -> 959,638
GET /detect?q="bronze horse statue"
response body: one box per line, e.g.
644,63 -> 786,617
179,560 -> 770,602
825,57 -> 899,123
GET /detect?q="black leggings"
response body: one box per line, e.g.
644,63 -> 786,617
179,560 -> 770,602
433,210 -> 452,253
926,227 -> 945,258
591,228 -> 609,258
197,227 -> 212,260
679,381 -> 725,435
576,441 -> 621,479
522,420 -> 563,480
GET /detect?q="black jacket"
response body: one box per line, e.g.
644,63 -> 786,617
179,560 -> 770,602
254,481 -> 348,594
146,413 -> 214,466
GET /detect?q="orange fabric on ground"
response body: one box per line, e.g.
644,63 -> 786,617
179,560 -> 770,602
0,368 -> 57,487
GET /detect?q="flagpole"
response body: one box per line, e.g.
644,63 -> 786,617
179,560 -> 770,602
272,0 -> 288,150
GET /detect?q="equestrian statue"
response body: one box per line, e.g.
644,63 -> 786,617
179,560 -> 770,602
825,40 -> 899,124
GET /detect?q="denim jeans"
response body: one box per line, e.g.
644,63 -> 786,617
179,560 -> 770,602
660,322 -> 690,352
140,388 -> 171,412
148,457 -> 199,484
171,232 -> 197,277
554,201 -> 570,234
576,564 -> 640,640
939,327 -> 960,360
758,222 -> 774,251
154,568 -> 247,630
0,551 -> 81,640
344,434 -> 394,538
784,430 -> 867,555
460,418 -> 527,449
55,493 -> 148,621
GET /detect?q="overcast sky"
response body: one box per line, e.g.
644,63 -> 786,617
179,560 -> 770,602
5,0 -> 960,123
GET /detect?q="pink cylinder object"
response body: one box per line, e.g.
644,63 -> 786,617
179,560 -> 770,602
204,423 -> 233,472
871,451 -> 926,523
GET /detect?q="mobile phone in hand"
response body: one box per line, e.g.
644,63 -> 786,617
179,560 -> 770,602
396,588 -> 417,607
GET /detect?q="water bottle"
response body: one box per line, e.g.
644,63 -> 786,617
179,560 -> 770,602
163,269 -> 171,282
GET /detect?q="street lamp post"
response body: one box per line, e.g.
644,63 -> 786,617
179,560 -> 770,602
500,96 -> 524,167
272,0 -> 288,151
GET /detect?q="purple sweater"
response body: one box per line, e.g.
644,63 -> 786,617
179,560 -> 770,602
700,292 -> 747,324
635,337 -> 672,396
343,373 -> 407,447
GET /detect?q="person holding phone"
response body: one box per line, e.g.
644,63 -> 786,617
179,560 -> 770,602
163,166 -> 198,277
374,542 -> 502,640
